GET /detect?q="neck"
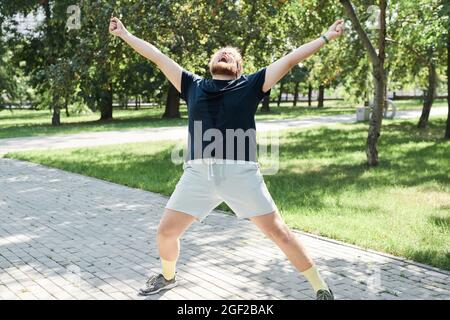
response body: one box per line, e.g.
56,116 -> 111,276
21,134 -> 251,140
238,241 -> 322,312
212,74 -> 237,80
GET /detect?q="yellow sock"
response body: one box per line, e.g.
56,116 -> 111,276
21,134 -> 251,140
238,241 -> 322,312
161,258 -> 177,280
301,265 -> 329,293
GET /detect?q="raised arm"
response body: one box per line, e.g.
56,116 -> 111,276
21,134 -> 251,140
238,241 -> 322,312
109,17 -> 182,93
262,20 -> 344,93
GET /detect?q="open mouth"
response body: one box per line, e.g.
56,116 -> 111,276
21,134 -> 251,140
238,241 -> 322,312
219,57 -> 228,63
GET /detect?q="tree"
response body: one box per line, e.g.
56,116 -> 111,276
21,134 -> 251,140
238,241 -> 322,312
0,1 -> 42,108
388,0 -> 447,129
277,80 -> 285,107
300,2 -> 347,109
238,0 -> 346,113
307,83 -> 312,106
5,0 -> 86,124
75,0 -> 118,121
291,65 -> 308,107
443,1 -> 450,139
341,0 -> 387,166
446,25 -> 450,139
0,48 -> 21,106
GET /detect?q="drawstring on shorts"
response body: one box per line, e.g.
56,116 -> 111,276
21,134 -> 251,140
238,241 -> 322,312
206,158 -> 224,183
207,158 -> 216,181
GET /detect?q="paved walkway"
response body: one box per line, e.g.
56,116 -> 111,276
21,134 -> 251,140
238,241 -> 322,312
0,158 -> 449,300
0,107 -> 447,155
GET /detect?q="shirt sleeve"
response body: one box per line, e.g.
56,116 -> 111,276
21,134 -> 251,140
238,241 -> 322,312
181,69 -> 201,102
247,67 -> 271,100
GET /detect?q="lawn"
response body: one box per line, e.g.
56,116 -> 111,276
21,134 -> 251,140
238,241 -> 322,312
5,117 -> 450,270
0,107 -> 186,139
1,98 -> 444,139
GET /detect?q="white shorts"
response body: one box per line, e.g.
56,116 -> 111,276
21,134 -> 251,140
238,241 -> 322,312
165,158 -> 278,222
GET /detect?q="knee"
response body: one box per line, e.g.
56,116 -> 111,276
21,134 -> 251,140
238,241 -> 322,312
268,224 -> 294,245
157,224 -> 181,240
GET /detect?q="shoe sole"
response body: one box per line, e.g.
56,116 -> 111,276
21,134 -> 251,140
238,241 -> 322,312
138,281 -> 178,296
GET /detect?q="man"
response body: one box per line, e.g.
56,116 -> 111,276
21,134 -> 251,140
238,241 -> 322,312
109,15 -> 344,300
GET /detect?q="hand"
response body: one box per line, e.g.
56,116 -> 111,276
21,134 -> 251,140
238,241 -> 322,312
325,19 -> 344,41
109,17 -> 127,38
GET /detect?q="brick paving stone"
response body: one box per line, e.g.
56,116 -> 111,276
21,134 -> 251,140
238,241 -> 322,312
0,158 -> 449,300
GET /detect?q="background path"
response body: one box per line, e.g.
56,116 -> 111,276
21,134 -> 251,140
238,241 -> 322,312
0,107 -> 447,155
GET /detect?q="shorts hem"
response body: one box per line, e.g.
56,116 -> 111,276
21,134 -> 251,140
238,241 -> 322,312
164,205 -> 208,222
236,206 -> 278,220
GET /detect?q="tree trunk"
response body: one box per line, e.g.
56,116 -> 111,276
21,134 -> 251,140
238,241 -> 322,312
277,81 -> 284,107
341,0 -> 387,166
52,107 -> 61,126
64,94 -> 70,117
445,24 -> 450,139
52,94 -> 61,126
99,82 -> 113,120
162,83 -> 181,118
317,85 -> 324,108
260,95 -> 271,113
308,83 -> 312,107
121,94 -> 127,109
367,69 -> 386,166
293,82 -> 299,107
366,0 -> 387,166
418,63 -> 437,128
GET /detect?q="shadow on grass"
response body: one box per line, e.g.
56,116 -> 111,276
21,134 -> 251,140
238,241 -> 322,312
428,215 -> 450,230
0,109 -> 53,120
266,120 -> 449,211
407,249 -> 450,272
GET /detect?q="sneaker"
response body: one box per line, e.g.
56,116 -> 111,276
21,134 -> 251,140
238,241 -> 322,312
138,273 -> 177,296
316,288 -> 334,300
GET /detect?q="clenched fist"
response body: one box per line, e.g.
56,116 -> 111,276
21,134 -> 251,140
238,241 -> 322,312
109,17 -> 127,38
325,19 -> 345,41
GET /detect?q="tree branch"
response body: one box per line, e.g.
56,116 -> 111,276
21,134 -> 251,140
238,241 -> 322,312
385,38 -> 429,64
378,0 -> 386,65
339,0 -> 380,66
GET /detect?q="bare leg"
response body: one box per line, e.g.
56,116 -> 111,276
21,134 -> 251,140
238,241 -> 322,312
139,209 -> 196,294
157,208 -> 196,261
250,210 -> 314,272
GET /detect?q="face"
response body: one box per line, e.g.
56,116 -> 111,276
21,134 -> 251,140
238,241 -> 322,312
210,48 -> 241,78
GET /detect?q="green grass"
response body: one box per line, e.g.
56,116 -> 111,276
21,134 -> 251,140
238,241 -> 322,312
6,116 -> 450,270
0,107 -> 187,139
1,99 -> 444,139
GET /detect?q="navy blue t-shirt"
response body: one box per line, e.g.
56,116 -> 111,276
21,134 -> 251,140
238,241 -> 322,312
180,67 -> 271,161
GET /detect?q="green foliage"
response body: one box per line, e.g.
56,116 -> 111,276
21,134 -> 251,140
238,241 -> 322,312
0,50 -> 19,103
1,0 -> 448,112
388,0 -> 448,89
